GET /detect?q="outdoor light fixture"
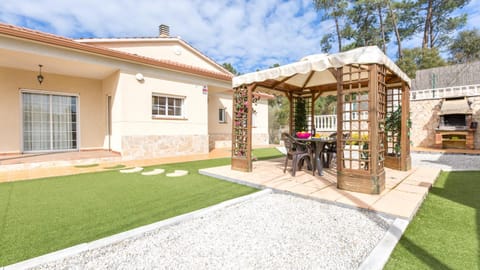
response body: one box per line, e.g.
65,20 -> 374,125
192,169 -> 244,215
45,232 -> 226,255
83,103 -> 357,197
135,73 -> 144,82
37,64 -> 44,84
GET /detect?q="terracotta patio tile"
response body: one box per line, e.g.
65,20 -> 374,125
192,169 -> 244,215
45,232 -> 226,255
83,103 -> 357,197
284,184 -> 318,196
256,177 -> 289,187
335,191 -> 382,209
309,186 -> 347,202
395,183 -> 430,194
274,180 -> 301,191
264,178 -> 290,188
411,167 -> 441,178
248,173 -> 281,184
405,174 -> 438,185
402,179 -> 433,188
370,190 -> 426,219
291,173 -> 316,184
303,179 -> 333,189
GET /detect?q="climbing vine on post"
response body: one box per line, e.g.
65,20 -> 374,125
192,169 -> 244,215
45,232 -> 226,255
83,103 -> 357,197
294,97 -> 308,132
231,84 -> 259,172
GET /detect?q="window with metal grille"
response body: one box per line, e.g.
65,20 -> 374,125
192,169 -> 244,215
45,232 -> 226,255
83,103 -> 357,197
152,94 -> 184,118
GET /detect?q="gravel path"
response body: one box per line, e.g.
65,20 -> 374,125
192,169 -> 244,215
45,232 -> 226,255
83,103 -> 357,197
35,194 -> 393,270
411,152 -> 480,170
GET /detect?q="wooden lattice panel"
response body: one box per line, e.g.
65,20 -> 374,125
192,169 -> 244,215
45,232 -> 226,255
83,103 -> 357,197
376,65 -> 387,170
337,64 -> 387,194
291,96 -> 312,133
339,64 -> 371,172
385,87 -> 401,156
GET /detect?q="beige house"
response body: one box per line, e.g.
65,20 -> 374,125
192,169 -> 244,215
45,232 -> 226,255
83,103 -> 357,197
0,23 -> 269,159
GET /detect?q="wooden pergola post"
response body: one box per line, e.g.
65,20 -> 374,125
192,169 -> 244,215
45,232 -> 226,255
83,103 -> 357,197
335,67 -> 344,172
287,93 -> 293,134
400,81 -> 412,170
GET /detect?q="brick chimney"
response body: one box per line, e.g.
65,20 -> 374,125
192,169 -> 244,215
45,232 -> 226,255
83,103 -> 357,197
159,24 -> 169,37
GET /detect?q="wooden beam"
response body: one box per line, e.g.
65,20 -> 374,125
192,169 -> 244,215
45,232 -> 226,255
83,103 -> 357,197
301,70 -> 316,89
328,68 -> 339,78
271,74 -> 297,89
308,83 -> 338,92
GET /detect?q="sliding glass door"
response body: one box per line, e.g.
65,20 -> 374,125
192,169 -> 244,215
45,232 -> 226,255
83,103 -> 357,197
22,91 -> 78,152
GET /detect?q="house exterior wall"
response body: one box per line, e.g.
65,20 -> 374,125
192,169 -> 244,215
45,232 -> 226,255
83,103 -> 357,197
208,91 -> 232,149
84,40 -> 222,73
101,71 -> 120,151
110,72 -> 210,158
252,99 -> 270,146
207,91 -> 269,150
0,66 -> 107,154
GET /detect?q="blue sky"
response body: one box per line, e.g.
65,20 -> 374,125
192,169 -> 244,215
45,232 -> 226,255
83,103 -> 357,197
1,0 -> 479,74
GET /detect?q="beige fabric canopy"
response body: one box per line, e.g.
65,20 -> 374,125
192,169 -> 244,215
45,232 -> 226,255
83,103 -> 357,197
233,46 -> 411,91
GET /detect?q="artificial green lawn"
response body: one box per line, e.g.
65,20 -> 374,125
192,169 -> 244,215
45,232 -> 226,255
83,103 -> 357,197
385,171 -> 480,270
252,147 -> 284,160
0,148 -> 282,266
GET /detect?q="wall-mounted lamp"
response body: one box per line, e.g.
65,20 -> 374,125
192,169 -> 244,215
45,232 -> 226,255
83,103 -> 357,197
135,73 -> 144,82
37,64 -> 44,84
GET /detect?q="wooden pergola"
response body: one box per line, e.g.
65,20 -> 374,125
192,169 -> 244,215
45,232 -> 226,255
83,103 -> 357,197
231,46 -> 411,194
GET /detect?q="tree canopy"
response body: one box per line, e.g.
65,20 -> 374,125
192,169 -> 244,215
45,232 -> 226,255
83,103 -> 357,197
449,28 -> 480,63
312,0 -> 473,78
222,62 -> 240,76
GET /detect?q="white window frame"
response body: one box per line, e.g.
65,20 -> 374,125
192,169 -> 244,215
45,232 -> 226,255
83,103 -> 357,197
152,93 -> 186,119
20,89 -> 80,153
218,107 -> 227,123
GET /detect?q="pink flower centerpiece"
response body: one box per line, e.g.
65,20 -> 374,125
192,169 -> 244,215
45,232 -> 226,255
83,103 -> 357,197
296,131 -> 311,139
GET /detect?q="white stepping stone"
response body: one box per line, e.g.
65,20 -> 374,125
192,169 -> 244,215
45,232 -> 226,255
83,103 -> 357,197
166,170 -> 188,177
119,167 -> 143,173
141,169 -> 165,176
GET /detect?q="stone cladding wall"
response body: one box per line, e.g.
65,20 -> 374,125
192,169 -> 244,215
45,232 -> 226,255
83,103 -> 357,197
209,133 -> 269,151
121,135 -> 209,159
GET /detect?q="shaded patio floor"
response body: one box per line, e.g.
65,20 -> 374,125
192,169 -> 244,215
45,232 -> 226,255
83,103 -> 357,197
200,158 -> 441,220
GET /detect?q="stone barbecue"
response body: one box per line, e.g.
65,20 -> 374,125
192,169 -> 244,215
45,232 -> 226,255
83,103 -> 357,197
434,97 -> 477,149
